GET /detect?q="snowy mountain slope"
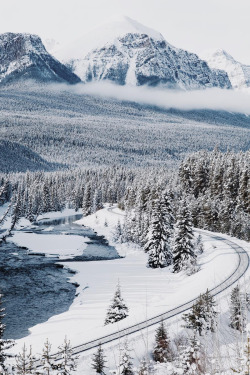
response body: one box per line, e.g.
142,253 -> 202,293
56,16 -> 231,90
0,139 -> 60,172
202,49 -> 250,89
0,33 -> 81,85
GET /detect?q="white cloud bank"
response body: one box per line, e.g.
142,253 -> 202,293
64,82 -> 250,115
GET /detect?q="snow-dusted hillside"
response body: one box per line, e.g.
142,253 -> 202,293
55,16 -> 231,90
202,49 -> 250,89
0,33 -> 81,85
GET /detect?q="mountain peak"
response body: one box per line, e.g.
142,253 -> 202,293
55,16 -> 164,62
201,49 -> 250,89
0,32 -> 81,85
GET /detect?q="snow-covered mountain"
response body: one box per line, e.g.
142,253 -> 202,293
55,16 -> 231,90
202,49 -> 250,89
0,33 -> 81,85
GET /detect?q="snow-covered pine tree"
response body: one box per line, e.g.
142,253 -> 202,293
177,335 -> 205,375
230,285 -> 246,333
160,190 -> 174,261
92,189 -> 103,214
0,293 -> 13,373
42,182 -> 52,213
10,192 -> 22,231
119,341 -> 134,375
15,344 -> 36,375
56,337 -> 77,375
40,338 -> 57,375
153,320 -> 172,363
92,343 -> 106,374
172,202 -> 196,273
183,290 -> 217,336
136,358 -> 154,375
194,234 -> 204,255
82,183 -> 92,217
144,198 -> 171,269
113,220 -> 123,243
233,325 -> 250,374
105,282 -> 128,325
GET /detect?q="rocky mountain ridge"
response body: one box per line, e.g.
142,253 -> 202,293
0,32 -> 81,85
57,16 -> 231,90
202,49 -> 250,89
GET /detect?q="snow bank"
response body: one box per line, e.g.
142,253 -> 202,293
10,232 -> 88,259
11,204 -> 241,365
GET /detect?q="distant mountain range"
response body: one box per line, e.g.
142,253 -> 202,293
0,18 -> 249,90
0,33 -> 80,85
201,49 -> 250,89
55,16 -> 231,90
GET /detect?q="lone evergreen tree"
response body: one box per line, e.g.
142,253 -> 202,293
92,343 -> 106,374
183,290 -> 217,336
172,202 -> 196,273
230,285 -> 246,332
153,320 -> 172,363
105,282 -> 128,325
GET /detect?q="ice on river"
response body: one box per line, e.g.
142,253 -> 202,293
10,232 -> 89,259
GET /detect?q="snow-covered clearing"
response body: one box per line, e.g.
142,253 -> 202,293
10,203 -> 249,373
10,232 -> 88,259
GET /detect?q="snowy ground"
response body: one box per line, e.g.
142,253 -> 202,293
10,232 -> 88,259
8,204 -> 250,374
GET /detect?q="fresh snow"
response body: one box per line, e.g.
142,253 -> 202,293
202,48 -> 250,89
54,15 -> 164,62
10,204 -> 244,367
10,232 -> 88,259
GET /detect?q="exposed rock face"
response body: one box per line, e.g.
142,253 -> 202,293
59,17 -> 231,90
0,33 -> 81,85
202,49 -> 250,89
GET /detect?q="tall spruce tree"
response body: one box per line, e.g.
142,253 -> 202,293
172,202 -> 196,273
230,285 -> 246,333
92,343 -> 106,374
105,283 -> 128,325
144,198 -> 172,269
82,183 -> 92,217
153,320 -> 172,363
183,290 -> 217,336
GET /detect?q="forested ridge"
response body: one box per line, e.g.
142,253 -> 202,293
0,149 -> 248,241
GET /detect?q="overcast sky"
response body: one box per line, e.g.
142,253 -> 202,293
1,0 -> 249,63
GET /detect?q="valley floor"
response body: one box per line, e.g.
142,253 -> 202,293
6,205 -> 250,373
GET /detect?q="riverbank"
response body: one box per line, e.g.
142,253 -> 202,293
10,204 -> 240,364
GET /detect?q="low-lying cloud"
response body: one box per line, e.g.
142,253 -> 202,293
68,82 -> 250,115
42,80 -> 250,115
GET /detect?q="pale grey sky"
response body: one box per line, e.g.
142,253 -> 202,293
1,0 -> 249,63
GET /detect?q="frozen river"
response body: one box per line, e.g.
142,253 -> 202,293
0,214 -> 119,339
